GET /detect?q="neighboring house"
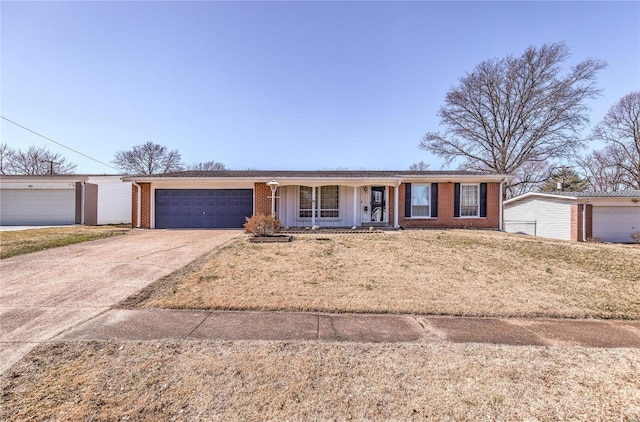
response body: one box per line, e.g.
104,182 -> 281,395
0,175 -> 132,226
504,191 -> 640,243
123,170 -> 511,230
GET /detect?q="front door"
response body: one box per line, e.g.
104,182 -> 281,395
371,186 -> 385,222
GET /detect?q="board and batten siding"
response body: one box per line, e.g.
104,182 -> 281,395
278,185 -> 360,227
504,197 -> 572,241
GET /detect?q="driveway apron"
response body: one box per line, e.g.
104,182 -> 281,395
0,229 -> 241,373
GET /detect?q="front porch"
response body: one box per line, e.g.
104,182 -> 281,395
264,184 -> 400,229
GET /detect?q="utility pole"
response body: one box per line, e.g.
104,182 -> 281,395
46,160 -> 60,175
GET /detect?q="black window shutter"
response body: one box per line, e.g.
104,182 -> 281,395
480,183 -> 487,217
404,183 -> 412,217
454,183 -> 460,217
430,183 -> 438,218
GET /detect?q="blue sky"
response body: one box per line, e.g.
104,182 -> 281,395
2,1 -> 639,174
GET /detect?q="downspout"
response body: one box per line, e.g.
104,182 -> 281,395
582,203 -> 587,242
499,179 -> 505,231
132,181 -> 141,228
81,180 -> 86,226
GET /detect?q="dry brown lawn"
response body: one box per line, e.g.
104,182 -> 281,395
0,226 -> 129,259
2,340 -> 639,421
125,230 -> 640,319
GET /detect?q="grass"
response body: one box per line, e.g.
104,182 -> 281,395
123,230 -> 640,319
2,340 -> 639,421
3,229 -> 639,420
0,226 -> 130,259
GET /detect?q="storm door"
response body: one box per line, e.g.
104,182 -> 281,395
370,186 -> 386,222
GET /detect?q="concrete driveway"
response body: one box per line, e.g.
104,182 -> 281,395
0,229 -> 242,373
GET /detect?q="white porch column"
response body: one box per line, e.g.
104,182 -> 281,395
311,186 -> 316,227
353,187 -> 358,227
394,181 -> 400,228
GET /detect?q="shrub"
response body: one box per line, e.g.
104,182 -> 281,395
631,232 -> 640,243
244,214 -> 282,236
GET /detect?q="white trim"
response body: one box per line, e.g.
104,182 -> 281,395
459,183 -> 480,217
394,180 -> 400,228
353,188 -> 358,227
409,183 -> 431,218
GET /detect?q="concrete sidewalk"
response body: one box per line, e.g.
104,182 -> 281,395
59,309 -> 640,348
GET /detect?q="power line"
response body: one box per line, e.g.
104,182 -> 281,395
1,115 -> 120,171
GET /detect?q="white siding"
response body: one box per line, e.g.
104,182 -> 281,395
504,197 -> 572,240
0,188 -> 76,225
88,176 -> 132,225
592,206 -> 640,243
278,185 -> 359,228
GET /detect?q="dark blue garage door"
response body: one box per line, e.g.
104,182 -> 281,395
155,189 -> 253,228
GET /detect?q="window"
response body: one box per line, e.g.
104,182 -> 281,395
299,186 -> 339,218
460,184 -> 479,217
411,184 -> 430,217
319,185 -> 339,217
299,186 -> 313,218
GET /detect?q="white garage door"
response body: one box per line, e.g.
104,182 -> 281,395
0,189 -> 76,225
592,206 -> 640,243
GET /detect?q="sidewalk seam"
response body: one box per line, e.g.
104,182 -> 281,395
185,311 -> 213,339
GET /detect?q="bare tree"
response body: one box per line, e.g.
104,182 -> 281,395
509,160 -> 554,197
579,146 -> 629,192
187,160 -> 226,171
419,42 -> 606,197
1,144 -> 77,175
592,91 -> 640,189
409,161 -> 430,171
0,143 -> 14,175
113,142 -> 183,175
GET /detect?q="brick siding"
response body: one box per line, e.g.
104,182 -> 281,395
254,182 -> 272,216
134,183 -> 151,229
571,203 -> 593,242
398,182 -> 501,229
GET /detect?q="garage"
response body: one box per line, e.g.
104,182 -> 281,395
155,189 -> 253,229
592,206 -> 640,243
0,188 -> 77,226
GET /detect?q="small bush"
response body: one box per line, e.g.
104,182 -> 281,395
631,232 -> 640,243
244,214 -> 282,236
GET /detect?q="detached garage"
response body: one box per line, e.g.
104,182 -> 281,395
504,191 -> 640,243
0,176 -> 83,226
0,175 -> 132,226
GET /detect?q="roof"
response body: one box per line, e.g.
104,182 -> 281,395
541,190 -> 640,198
123,170 -> 513,184
504,190 -> 640,205
137,170 -> 490,178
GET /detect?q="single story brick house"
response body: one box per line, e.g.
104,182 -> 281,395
0,175 -> 132,226
123,170 -> 511,230
504,190 -> 640,243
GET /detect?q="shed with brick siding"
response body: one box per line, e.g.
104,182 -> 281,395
124,171 -> 510,230
504,191 -> 640,243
